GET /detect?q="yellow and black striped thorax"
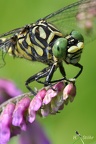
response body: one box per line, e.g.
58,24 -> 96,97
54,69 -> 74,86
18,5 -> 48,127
5,20 -> 63,65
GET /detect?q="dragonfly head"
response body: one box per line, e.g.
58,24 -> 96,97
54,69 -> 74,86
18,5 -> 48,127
66,30 -> 84,64
53,31 -> 84,64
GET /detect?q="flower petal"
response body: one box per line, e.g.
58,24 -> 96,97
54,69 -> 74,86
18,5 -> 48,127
63,83 -> 76,101
12,97 -> 30,130
0,103 -> 15,144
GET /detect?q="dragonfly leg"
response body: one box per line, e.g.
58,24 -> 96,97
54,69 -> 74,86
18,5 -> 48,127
25,67 -> 51,95
45,62 -> 68,84
73,63 -> 83,79
48,62 -> 83,84
44,64 -> 56,86
58,62 -> 66,77
58,62 -> 83,81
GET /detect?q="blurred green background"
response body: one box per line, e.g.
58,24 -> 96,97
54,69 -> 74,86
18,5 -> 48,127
0,0 -> 96,144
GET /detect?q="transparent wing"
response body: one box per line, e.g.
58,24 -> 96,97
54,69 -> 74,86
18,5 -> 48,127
0,38 -> 10,67
0,27 -> 24,38
0,50 -> 6,68
44,0 -> 96,43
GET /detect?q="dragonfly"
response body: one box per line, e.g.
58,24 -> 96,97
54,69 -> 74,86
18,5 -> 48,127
0,0 -> 96,95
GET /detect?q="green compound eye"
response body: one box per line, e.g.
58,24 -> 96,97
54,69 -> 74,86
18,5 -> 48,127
53,38 -> 67,59
71,31 -> 84,42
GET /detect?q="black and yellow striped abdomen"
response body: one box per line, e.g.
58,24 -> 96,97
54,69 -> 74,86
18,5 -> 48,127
2,20 -> 63,65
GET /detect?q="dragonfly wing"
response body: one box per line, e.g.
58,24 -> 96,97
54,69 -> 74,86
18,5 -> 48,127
0,26 -> 25,38
44,0 -> 96,43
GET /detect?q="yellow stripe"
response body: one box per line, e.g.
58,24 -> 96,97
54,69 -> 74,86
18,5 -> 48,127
39,26 -> 46,39
47,31 -> 62,44
34,45 -> 43,56
26,33 -> 33,47
16,42 -> 32,60
32,27 -> 45,48
34,36 -> 45,48
8,47 -> 13,55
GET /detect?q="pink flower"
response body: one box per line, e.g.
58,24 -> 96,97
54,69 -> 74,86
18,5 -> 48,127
0,78 -> 51,144
0,78 -> 77,144
0,103 -> 15,144
41,82 -> 65,116
28,89 -> 47,123
0,79 -> 22,104
63,83 -> 76,104
19,121 -> 50,144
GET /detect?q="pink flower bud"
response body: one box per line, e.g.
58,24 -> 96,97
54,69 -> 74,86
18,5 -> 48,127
63,83 -> 76,103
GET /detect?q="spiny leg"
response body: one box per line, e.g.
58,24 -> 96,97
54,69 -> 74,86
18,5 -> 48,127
58,62 -> 66,77
44,64 -> 56,86
44,62 -> 67,85
25,64 -> 58,95
45,62 -> 69,85
47,62 -> 83,84
73,63 -> 83,79
58,62 -> 83,82
25,67 -> 51,95
25,62 -> 82,95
